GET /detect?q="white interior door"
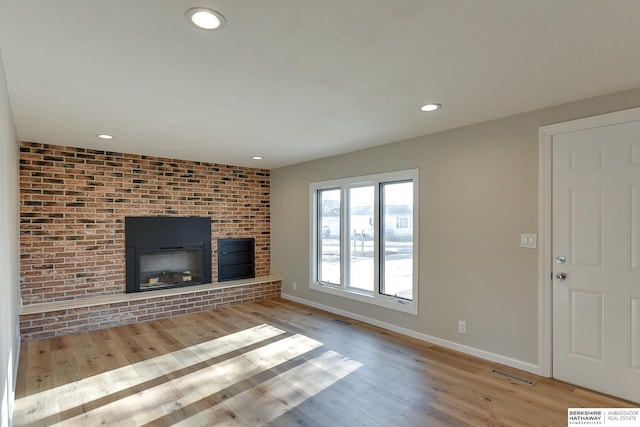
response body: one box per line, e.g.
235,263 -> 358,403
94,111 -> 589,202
552,118 -> 640,403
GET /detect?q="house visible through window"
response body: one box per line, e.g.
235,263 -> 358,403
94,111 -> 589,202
310,169 -> 418,314
317,188 -> 340,285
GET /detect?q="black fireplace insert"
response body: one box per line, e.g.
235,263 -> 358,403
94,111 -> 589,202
125,216 -> 212,293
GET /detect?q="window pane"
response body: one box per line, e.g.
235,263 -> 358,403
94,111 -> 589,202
349,186 -> 374,292
381,181 -> 413,300
318,189 -> 341,285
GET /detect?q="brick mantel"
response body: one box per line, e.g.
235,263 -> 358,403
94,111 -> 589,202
19,142 -> 279,340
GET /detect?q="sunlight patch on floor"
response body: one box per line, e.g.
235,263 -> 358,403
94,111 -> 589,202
14,323 -> 286,425
13,324 -> 364,427
172,350 -> 363,426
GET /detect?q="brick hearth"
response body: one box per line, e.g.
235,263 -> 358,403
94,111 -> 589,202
19,276 -> 282,341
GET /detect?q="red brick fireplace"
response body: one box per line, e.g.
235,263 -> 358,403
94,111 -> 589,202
19,142 -> 280,340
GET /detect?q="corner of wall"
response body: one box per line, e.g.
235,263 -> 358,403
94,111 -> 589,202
0,50 -> 21,427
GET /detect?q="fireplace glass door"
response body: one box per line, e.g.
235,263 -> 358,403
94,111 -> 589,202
138,245 -> 204,291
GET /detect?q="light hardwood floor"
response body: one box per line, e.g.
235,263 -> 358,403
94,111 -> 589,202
14,299 -> 634,426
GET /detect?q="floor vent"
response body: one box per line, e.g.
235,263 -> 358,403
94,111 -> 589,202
490,369 -> 536,385
333,319 -> 352,326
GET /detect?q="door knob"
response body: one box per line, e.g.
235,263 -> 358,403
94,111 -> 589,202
555,272 -> 567,281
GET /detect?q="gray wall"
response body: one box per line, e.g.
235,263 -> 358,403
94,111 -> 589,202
271,87 -> 640,368
0,52 -> 20,426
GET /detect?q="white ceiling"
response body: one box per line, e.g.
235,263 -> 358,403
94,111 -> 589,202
1,1 -> 640,169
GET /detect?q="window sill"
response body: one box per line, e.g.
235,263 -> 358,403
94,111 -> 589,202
310,282 -> 417,315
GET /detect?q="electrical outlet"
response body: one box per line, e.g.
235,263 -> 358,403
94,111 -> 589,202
458,320 -> 467,334
292,282 -> 297,291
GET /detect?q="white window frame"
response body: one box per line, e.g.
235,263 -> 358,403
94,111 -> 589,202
310,169 -> 419,315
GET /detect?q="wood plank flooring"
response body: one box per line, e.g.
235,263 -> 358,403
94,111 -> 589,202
13,299 -> 634,426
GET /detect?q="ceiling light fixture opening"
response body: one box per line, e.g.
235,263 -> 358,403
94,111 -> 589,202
96,134 -> 114,140
420,103 -> 441,112
252,156 -> 263,160
186,8 -> 226,30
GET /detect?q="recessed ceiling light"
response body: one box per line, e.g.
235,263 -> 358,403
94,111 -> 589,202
252,156 -> 263,160
96,134 -> 114,140
420,103 -> 441,112
186,8 -> 226,30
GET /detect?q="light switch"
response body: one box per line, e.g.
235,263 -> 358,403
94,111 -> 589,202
520,234 -> 537,249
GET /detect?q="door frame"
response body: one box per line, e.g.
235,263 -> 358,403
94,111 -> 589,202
538,106 -> 640,377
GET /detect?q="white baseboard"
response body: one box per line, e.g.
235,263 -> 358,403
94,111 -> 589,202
281,293 -> 541,376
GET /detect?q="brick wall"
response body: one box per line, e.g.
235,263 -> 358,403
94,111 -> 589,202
19,141 -> 278,339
